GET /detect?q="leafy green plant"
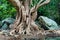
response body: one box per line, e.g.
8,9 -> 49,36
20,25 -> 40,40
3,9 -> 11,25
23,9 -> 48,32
0,0 -> 16,20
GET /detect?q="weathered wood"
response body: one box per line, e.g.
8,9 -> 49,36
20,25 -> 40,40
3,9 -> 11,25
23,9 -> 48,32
1,30 -> 60,40
0,34 -> 45,40
45,30 -> 60,37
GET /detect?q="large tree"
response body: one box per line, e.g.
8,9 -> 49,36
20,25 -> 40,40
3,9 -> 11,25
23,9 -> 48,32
8,0 -> 50,35
0,0 -> 60,40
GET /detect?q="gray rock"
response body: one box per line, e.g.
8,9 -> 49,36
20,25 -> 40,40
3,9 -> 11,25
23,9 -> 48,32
1,18 -> 15,30
1,23 -> 8,30
2,18 -> 15,24
59,25 -> 60,27
38,16 -> 59,30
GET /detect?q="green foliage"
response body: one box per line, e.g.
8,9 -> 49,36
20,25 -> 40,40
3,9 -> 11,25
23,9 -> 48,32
38,0 -> 58,17
0,0 -> 16,20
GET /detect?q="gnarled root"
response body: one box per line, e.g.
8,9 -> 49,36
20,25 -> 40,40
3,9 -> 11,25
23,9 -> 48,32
9,20 -> 42,36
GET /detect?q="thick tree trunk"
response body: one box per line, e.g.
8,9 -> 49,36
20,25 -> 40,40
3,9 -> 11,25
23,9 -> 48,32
9,0 -> 41,36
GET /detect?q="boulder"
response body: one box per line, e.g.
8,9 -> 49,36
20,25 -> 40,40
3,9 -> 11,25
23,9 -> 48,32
1,18 -> 15,30
1,23 -> 8,30
2,18 -> 15,24
38,16 -> 59,30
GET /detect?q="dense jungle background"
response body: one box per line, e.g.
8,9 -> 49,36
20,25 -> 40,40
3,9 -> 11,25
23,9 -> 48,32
0,0 -> 60,40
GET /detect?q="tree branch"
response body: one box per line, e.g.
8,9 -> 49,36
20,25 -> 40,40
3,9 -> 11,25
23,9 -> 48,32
30,0 -> 50,13
24,0 -> 30,11
30,0 -> 50,20
8,0 -> 23,10
30,0 -> 32,5
30,0 -> 43,13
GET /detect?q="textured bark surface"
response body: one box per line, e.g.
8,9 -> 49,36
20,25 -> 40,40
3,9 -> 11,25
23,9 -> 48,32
0,34 -> 44,40
0,30 -> 60,40
8,0 -> 50,36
